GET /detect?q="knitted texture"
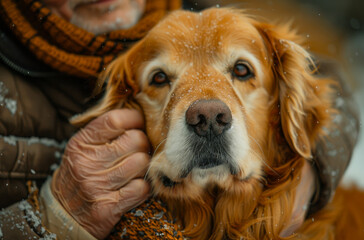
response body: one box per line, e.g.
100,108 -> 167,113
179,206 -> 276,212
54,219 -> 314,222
107,198 -> 186,240
0,0 -> 181,79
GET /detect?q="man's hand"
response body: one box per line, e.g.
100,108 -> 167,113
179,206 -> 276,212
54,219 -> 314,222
52,109 -> 150,239
280,160 -> 316,237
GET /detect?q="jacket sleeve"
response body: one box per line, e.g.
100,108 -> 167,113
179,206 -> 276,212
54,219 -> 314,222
308,59 -> 360,215
0,200 -> 56,239
0,63 -> 82,207
0,135 -> 65,207
0,179 -> 97,240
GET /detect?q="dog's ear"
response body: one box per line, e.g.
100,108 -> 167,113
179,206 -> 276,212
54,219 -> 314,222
257,23 -> 333,159
71,48 -> 140,127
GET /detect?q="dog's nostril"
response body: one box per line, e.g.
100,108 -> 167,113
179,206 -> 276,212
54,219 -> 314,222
186,99 -> 232,137
216,113 -> 231,126
216,113 -> 224,124
197,114 -> 207,125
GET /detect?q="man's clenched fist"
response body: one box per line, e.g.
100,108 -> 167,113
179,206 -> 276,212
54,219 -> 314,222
52,109 -> 150,239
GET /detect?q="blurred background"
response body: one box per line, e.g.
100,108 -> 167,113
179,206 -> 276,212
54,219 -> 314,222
185,0 -> 364,188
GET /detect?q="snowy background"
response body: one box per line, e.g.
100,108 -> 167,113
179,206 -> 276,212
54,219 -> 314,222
295,0 -> 364,189
341,38 -> 364,189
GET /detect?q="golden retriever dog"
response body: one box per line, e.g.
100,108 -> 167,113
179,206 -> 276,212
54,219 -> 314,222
72,8 -> 363,240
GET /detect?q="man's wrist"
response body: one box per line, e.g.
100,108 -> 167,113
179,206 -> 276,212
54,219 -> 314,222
42,177 -> 97,240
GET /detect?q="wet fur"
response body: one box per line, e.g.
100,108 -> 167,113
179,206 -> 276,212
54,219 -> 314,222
72,8 -> 362,240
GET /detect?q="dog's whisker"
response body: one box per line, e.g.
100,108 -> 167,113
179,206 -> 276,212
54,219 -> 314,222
248,146 -> 280,177
245,134 -> 278,176
247,135 -> 264,156
144,164 -> 153,181
144,138 -> 168,181
152,138 -> 168,157
144,148 -> 167,182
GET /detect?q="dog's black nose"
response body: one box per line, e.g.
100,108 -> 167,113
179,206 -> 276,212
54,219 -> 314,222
185,99 -> 232,137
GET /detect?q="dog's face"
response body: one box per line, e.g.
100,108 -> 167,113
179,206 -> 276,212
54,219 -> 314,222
74,8 -> 332,203
134,9 -> 275,198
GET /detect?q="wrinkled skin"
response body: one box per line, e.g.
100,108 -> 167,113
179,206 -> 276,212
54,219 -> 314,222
52,109 -> 150,239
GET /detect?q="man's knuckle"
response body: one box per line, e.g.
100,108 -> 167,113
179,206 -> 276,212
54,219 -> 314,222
133,152 -> 150,163
108,167 -> 126,183
120,184 -> 143,201
127,130 -> 149,148
106,110 -> 125,130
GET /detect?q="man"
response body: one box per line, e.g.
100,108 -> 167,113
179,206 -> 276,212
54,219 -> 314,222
0,0 -> 359,239
0,0 -> 179,238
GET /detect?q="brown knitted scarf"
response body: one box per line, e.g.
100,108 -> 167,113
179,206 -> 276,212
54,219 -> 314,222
0,0 -> 181,79
107,198 -> 185,239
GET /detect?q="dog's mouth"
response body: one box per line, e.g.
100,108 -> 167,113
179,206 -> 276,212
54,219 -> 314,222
161,175 -> 180,187
160,166 -> 251,188
160,157 -> 240,188
197,157 -> 224,169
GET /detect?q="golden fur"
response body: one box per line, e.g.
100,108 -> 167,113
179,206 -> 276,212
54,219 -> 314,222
72,8 -> 363,240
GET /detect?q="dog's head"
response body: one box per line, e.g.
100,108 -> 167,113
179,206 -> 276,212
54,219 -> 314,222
73,8 -> 332,204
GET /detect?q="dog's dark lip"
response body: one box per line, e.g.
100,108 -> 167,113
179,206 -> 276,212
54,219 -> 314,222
179,161 -> 239,179
197,158 -> 223,169
161,175 -> 180,187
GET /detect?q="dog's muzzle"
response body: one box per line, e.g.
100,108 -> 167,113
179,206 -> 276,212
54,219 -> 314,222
182,99 -> 236,174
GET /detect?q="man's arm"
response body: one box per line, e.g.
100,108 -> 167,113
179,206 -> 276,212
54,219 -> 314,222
0,109 -> 151,239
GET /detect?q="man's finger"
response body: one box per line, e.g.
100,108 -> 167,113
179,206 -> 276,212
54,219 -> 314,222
116,178 -> 150,215
75,109 -> 145,145
92,129 -> 151,163
72,129 -> 150,167
96,152 -> 150,190
82,179 -> 150,239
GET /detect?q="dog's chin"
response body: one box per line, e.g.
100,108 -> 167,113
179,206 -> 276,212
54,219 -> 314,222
159,164 -> 254,190
189,164 -> 232,188
150,162 -> 262,202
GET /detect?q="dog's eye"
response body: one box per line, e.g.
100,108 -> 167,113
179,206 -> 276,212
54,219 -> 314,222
151,71 -> 170,86
232,62 -> 253,81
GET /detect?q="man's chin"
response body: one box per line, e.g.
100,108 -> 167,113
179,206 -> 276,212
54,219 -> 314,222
70,4 -> 142,34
